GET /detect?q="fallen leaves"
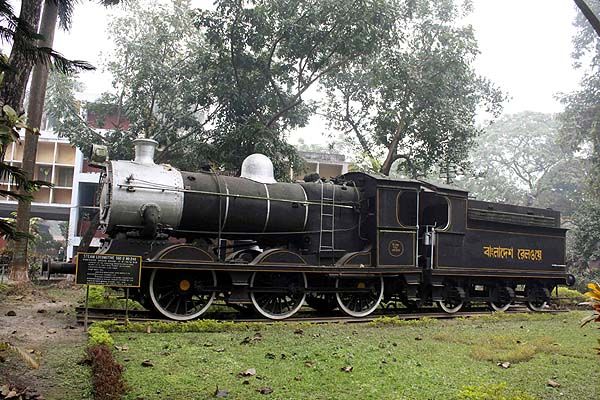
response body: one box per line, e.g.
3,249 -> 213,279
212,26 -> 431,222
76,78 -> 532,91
256,387 -> 273,395
240,332 -> 263,345
497,361 -> 511,369
340,366 -> 353,372
0,384 -> 44,399
5,311 -> 16,316
141,359 -> 154,367
547,379 -> 561,388
239,368 -> 256,377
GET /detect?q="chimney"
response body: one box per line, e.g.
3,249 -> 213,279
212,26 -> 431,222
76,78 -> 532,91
133,138 -> 158,165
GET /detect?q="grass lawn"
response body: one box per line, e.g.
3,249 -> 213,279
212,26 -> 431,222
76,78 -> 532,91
111,311 -> 599,400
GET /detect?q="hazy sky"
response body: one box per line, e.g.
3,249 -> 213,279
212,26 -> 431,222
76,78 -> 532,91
48,0 -> 584,144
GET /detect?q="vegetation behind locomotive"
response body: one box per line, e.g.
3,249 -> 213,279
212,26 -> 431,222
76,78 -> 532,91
68,138 -> 575,320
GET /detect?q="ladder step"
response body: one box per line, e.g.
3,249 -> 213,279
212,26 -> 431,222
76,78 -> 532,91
321,213 -> 334,217
322,229 -> 334,232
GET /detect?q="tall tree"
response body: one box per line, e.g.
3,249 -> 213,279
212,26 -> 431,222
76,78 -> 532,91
322,0 -> 503,177
8,0 -> 112,282
559,0 -> 600,288
459,112 -> 585,214
48,0 -> 218,168
196,0 -> 395,175
0,0 -> 43,114
49,0 -> 395,177
10,0 -> 59,282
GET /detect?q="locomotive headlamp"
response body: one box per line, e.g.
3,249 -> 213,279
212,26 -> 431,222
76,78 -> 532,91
89,144 -> 108,167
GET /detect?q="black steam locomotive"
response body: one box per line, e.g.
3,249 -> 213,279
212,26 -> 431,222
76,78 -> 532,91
71,139 -> 574,320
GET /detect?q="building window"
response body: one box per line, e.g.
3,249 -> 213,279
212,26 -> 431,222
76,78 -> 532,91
35,165 -> 52,183
56,167 -> 74,188
79,183 -> 98,207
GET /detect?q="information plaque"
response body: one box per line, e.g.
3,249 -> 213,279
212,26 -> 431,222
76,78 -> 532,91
76,253 -> 142,287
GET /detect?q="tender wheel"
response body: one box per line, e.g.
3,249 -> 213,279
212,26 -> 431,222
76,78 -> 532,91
250,272 -> 307,320
437,285 -> 465,314
306,293 -> 337,313
149,268 -> 217,321
526,285 -> 550,312
335,276 -> 384,317
489,286 -> 515,312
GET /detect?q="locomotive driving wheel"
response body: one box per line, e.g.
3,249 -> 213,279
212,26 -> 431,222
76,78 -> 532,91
148,268 -> 217,321
437,285 -> 465,314
489,286 -> 515,312
335,276 -> 384,317
250,272 -> 307,320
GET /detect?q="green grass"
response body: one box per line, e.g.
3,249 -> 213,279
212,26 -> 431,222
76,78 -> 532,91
109,311 -> 599,400
38,342 -> 93,400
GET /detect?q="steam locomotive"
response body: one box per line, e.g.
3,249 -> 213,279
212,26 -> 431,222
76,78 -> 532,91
66,138 -> 575,320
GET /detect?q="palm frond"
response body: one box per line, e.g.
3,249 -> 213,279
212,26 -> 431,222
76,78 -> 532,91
54,0 -> 75,31
28,46 -> 95,74
0,219 -> 33,240
0,188 -> 33,202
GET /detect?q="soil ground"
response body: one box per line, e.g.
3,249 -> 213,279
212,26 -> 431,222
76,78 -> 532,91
0,281 -> 91,399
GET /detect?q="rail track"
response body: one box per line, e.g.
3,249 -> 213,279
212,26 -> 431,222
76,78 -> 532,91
75,304 -> 567,325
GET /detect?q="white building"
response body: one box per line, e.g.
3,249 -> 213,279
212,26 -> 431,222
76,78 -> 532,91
0,130 -> 101,259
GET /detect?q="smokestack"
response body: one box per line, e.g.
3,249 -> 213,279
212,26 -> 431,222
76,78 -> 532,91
133,138 -> 158,165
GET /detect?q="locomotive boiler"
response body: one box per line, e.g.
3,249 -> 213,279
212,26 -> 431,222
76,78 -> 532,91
65,138 -> 575,320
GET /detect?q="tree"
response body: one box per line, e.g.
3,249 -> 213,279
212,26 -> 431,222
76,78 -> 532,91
49,0 -> 395,178
458,112 -> 586,214
7,0 -> 113,282
48,0 -> 218,168
195,0 -> 395,176
0,0 -> 94,114
322,0 -> 503,177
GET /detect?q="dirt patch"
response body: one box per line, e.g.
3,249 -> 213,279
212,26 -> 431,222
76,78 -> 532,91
0,282 -> 89,399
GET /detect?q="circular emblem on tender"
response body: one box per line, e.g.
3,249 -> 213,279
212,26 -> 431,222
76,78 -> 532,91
389,240 -> 404,257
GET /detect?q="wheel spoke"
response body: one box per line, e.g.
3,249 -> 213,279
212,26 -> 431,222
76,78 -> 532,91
149,269 -> 216,321
336,277 -> 383,318
250,272 -> 306,320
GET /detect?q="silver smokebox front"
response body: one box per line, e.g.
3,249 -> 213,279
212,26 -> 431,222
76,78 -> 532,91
99,138 -> 185,233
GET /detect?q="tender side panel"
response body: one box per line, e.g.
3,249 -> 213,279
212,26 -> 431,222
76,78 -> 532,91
460,229 -> 565,271
378,230 -> 416,267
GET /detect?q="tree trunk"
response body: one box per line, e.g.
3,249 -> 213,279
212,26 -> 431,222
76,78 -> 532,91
0,0 -> 43,115
380,135 -> 402,176
9,1 -> 58,283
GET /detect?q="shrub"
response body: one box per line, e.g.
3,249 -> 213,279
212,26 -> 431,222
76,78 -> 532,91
88,323 -> 115,347
87,345 -> 126,400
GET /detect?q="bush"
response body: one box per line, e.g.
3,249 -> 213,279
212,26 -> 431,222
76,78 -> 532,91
88,323 -> 115,347
557,287 -> 587,306
87,345 -> 126,400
